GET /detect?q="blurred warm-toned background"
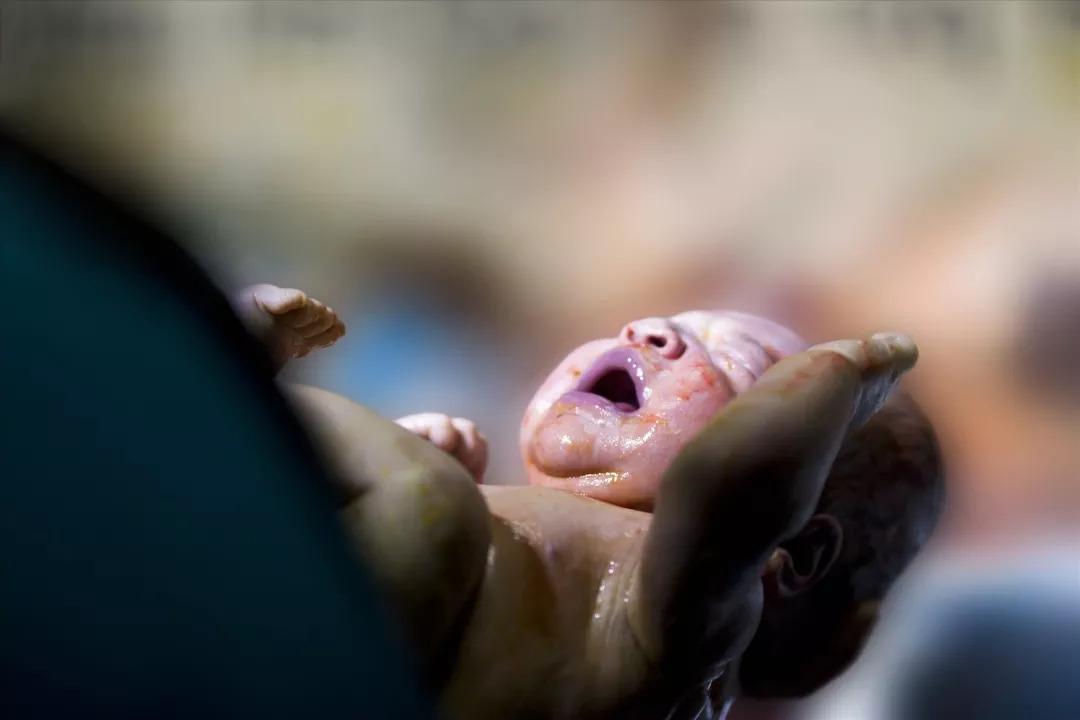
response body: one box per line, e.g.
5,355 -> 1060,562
3,1 -> 1078,716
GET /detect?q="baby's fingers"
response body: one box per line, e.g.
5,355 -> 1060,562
396,413 -> 460,454
450,417 -> 488,482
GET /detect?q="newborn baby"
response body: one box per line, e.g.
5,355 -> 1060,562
234,285 -> 944,719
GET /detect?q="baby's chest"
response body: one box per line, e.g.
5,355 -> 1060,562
443,502 -> 653,718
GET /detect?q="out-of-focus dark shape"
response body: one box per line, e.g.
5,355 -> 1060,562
0,134 -> 430,718
1018,272 -> 1080,403
802,542 -> 1080,720
896,591 -> 1080,719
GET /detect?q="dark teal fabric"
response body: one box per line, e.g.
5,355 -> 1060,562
0,136 -> 430,719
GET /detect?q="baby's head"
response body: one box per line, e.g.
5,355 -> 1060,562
520,310 -> 806,509
741,393 -> 944,697
522,310 -> 945,695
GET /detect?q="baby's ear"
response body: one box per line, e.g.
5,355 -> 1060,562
772,514 -> 843,598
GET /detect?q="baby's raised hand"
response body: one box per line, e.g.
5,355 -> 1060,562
395,413 -> 488,482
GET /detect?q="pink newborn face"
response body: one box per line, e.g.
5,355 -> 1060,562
520,311 -> 806,509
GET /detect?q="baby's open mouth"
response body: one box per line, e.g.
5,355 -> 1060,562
570,347 -> 648,414
583,368 -> 640,412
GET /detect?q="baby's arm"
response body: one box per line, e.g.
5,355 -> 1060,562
284,385 -> 491,674
233,284 -> 488,671
233,284 -> 488,480
628,334 -> 917,668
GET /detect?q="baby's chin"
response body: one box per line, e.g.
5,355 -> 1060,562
523,400 -> 709,509
525,462 -> 661,511
525,426 -> 671,510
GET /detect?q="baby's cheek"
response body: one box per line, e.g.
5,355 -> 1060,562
662,364 -> 731,425
678,362 -> 727,396
527,411 -> 602,474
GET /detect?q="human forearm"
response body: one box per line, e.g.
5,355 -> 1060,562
632,334 -> 918,661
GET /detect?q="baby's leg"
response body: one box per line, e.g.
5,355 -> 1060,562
232,284 -> 346,373
284,384 -> 491,673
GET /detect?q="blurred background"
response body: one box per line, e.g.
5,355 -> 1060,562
2,1 -> 1077,717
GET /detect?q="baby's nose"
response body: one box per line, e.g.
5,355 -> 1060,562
620,318 -> 687,359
